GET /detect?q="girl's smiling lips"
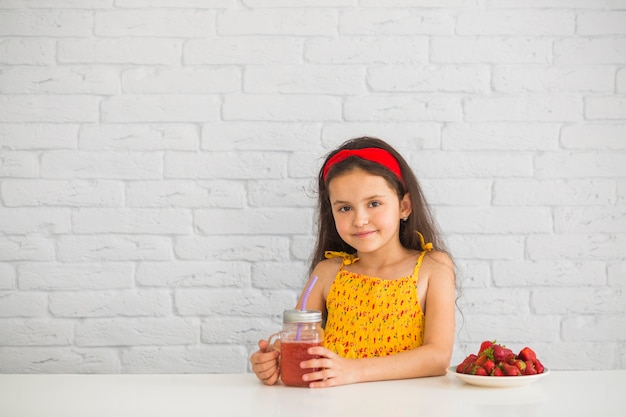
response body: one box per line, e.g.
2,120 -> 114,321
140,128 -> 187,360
353,230 -> 376,238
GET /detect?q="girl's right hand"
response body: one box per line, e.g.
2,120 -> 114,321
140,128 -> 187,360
250,339 -> 280,385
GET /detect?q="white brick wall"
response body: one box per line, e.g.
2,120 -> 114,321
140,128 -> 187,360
0,1 -> 624,374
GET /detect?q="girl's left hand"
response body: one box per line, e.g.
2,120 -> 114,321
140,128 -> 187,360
299,346 -> 359,388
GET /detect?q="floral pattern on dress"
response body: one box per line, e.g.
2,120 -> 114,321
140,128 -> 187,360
323,252 -> 427,359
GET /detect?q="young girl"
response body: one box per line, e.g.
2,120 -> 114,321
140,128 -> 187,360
250,137 -> 456,388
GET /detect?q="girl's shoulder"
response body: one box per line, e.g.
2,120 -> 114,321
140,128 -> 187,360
421,250 -> 455,280
423,249 -> 453,265
310,256 -> 344,289
312,255 -> 344,276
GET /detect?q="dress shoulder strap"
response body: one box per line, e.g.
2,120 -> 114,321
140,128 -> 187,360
413,232 -> 433,280
324,251 -> 359,270
417,231 -> 433,252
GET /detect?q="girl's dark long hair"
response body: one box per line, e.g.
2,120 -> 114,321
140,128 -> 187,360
308,136 -> 448,275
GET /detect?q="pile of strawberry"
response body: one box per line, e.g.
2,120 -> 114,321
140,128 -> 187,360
456,340 -> 545,376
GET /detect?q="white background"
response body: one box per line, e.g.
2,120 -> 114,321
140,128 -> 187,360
0,0 -> 624,373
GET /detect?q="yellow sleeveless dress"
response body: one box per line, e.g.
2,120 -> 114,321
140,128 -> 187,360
323,236 -> 433,359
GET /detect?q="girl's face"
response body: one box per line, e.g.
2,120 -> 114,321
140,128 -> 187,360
327,168 -> 411,255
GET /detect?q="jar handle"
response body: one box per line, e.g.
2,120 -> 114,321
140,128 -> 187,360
267,332 -> 280,352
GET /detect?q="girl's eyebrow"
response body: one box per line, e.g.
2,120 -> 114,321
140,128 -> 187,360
332,194 -> 386,206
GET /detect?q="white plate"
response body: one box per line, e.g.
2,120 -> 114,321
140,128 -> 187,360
447,366 -> 550,388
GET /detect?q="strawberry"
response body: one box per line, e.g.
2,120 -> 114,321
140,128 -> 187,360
479,340 -> 495,355
523,360 -> 537,375
533,358 -> 545,374
501,362 -> 522,376
456,354 -> 477,374
483,359 -> 496,375
492,344 -> 513,363
513,359 -> 526,373
518,347 -> 537,362
459,364 -> 472,374
472,365 -> 488,376
505,353 -> 517,365
475,354 -> 489,367
491,366 -> 504,376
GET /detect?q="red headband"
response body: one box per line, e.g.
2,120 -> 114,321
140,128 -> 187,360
322,148 -> 405,186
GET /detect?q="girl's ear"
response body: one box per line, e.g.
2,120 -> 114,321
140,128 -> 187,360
400,193 -> 412,219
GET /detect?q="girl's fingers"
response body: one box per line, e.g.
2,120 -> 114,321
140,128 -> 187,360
254,360 -> 276,375
302,368 -> 335,388
300,357 -> 332,371
307,346 -> 333,357
252,351 -> 279,370
255,366 -> 279,385
262,371 -> 280,386
251,347 -> 280,384
300,348 -> 336,386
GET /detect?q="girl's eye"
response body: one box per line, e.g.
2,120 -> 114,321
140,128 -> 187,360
369,201 -> 381,208
338,206 -> 351,213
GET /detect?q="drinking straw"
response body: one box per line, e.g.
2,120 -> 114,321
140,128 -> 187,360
296,275 -> 318,340
300,275 -> 318,311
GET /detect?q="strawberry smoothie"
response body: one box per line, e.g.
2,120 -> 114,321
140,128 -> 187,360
280,341 -> 322,387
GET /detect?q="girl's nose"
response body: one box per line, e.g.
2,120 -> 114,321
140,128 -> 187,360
353,212 -> 369,227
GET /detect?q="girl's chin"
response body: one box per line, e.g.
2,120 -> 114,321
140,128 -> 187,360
347,241 -> 382,253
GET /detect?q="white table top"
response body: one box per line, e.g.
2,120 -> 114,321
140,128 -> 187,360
1,370 -> 624,417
